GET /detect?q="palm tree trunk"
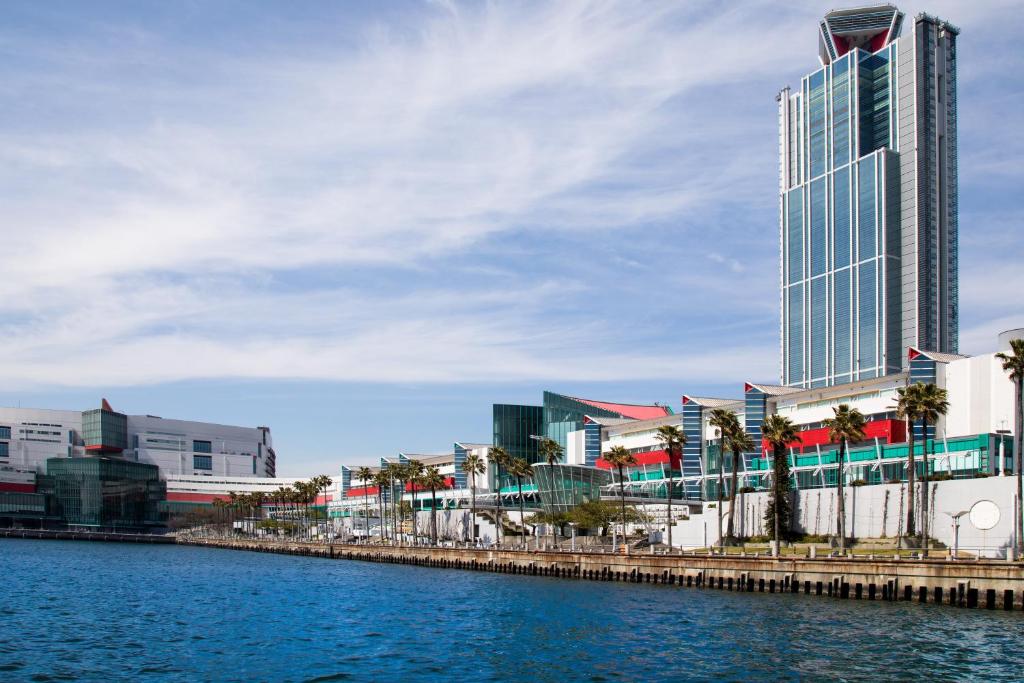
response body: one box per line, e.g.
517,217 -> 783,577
667,451 -> 674,550
431,487 -> 438,545
1015,379 -> 1023,556
726,448 -> 739,540
517,479 -> 526,548
905,417 -> 916,538
921,416 -> 930,552
773,446 -> 781,551
716,438 -> 725,548
618,465 -> 627,546
836,441 -> 846,551
470,478 -> 477,545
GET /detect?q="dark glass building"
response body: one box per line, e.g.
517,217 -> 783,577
39,457 -> 165,531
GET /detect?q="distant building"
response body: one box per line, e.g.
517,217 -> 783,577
0,400 -> 276,481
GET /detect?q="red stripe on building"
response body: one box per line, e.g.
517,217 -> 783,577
347,486 -> 379,498
762,418 -> 906,455
596,448 -> 679,470
0,482 -> 36,494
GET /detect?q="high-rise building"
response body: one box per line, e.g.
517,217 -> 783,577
779,5 -> 959,388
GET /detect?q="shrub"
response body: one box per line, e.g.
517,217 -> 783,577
851,479 -> 867,487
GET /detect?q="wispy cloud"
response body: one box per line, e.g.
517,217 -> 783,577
0,0 -> 1020,395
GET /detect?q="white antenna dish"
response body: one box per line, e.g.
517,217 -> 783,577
969,500 -> 1000,531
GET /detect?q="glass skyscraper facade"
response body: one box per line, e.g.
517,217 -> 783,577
779,6 -> 959,388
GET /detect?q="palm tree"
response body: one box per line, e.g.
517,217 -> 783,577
917,383 -> 949,552
461,453 -> 486,544
404,461 -> 425,544
709,409 -> 738,548
355,467 -> 374,542
654,424 -> 686,550
312,474 -> 333,542
996,339 -> 1024,556
822,404 -> 866,552
373,471 -> 390,542
507,457 -> 533,547
488,446 -> 510,546
421,465 -> 447,545
762,415 -> 800,555
538,437 -> 563,465
894,383 -> 924,538
725,426 -> 755,541
383,463 -> 402,543
603,445 -> 638,545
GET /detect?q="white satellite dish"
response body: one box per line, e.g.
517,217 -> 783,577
969,500 -> 1000,531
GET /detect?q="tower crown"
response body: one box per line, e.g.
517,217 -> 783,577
818,4 -> 904,65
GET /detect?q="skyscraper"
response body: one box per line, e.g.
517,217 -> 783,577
778,5 -> 959,388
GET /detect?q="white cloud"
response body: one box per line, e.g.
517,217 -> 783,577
0,1 -> 1019,391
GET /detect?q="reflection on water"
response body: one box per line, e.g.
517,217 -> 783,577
1,539 -> 1020,682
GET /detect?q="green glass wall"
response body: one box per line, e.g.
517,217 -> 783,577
82,408 -> 128,451
492,404 -> 542,464
40,457 -> 165,529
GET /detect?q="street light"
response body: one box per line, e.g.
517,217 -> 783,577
997,429 -> 1011,476
947,510 -> 969,560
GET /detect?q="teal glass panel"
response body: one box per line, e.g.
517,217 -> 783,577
786,284 -> 803,385
811,277 -> 827,381
808,70 -> 827,177
832,55 -> 850,167
857,157 -> 877,260
810,178 -> 827,276
833,165 -> 851,268
787,187 -> 803,284
834,268 -> 851,375
858,260 -> 877,371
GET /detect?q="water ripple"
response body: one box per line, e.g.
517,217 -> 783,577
1,539 -> 1021,682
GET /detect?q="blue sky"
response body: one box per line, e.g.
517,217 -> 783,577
1,1 -> 1021,476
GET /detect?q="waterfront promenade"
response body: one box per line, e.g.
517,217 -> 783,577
181,536 -> 1024,611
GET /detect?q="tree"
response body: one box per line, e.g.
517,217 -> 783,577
538,437 -> 563,465
488,446 -> 510,546
708,409 -> 738,548
420,465 -> 447,545
461,453 -> 486,544
894,383 -> 924,538
822,404 -> 866,551
996,338 -> 1024,556
654,424 -> 686,549
602,445 -> 638,545
508,457 -> 533,546
383,463 -> 403,543
725,426 -> 754,541
312,474 -> 333,542
373,471 -> 390,542
566,500 -> 644,536
355,467 -> 374,542
403,461 -> 425,545
762,415 -> 800,553
917,383 -> 949,552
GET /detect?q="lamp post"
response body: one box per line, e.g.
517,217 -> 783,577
948,510 -> 969,560
997,429 -> 1011,476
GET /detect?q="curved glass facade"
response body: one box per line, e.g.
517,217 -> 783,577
532,464 -> 610,514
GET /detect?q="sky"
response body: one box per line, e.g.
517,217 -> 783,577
1,1 -> 1021,476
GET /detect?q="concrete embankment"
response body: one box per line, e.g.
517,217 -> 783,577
182,537 -> 1024,612
0,528 -> 174,543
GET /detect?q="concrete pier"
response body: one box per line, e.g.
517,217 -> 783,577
0,528 -> 175,543
181,538 -> 1024,611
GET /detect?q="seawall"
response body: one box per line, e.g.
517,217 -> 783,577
181,538 -> 1024,612
0,528 -> 175,543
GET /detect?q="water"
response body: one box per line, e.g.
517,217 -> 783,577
1,539 -> 1021,682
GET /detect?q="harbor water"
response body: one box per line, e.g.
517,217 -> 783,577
1,539 -> 1021,681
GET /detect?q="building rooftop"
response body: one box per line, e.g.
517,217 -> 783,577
564,395 -> 672,420
682,396 -> 743,409
819,4 -> 903,64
